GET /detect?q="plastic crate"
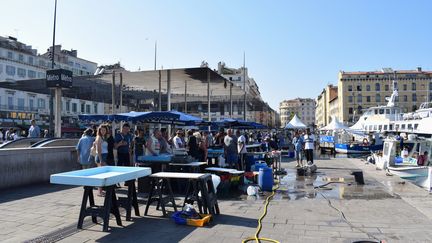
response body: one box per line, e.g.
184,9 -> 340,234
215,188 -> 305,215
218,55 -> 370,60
172,211 -> 212,227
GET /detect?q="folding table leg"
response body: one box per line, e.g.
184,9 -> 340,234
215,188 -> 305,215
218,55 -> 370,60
77,186 -> 91,229
88,188 -> 98,223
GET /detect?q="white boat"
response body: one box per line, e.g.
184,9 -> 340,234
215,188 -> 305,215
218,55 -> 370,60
350,79 -> 432,136
372,135 -> 432,190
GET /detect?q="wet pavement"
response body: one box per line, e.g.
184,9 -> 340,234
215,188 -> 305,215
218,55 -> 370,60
1,154 -> 432,242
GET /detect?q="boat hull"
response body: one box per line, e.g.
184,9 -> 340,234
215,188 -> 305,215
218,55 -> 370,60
335,144 -> 383,154
387,166 -> 429,178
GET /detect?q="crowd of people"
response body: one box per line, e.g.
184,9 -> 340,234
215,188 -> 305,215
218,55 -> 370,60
0,119 -> 49,143
75,123 -> 288,175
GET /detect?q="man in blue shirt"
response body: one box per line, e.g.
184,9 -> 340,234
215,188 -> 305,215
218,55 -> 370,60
28,119 -> 41,138
76,128 -> 94,169
115,123 -> 132,166
292,131 -> 304,167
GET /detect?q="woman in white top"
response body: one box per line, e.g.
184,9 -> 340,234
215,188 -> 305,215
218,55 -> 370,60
95,124 -> 109,196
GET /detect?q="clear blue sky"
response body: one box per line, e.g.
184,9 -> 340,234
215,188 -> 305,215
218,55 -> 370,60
2,0 -> 432,110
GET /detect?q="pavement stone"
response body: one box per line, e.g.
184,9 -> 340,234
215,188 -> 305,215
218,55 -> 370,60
1,155 -> 432,242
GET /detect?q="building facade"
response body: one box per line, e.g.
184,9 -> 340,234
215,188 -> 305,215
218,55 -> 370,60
315,85 -> 338,128
338,68 -> 432,124
0,36 -> 97,82
279,98 -> 316,127
42,45 -> 97,76
0,87 -> 105,130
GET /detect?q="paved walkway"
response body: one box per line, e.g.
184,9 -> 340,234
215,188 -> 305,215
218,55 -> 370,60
1,155 -> 432,243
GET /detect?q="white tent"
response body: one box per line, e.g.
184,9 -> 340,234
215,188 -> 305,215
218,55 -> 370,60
320,116 -> 349,131
284,114 -> 307,129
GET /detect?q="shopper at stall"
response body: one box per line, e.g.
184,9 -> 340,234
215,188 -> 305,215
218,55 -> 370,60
132,128 -> 146,162
224,129 -> 238,168
173,130 -> 185,149
261,136 -> 278,152
187,130 -> 199,160
146,129 -> 161,156
237,130 -> 247,170
115,123 -> 132,166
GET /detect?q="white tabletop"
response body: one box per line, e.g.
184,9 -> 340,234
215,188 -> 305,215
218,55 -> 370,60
150,172 -> 206,179
50,166 -> 152,187
169,162 -> 207,166
205,167 -> 245,174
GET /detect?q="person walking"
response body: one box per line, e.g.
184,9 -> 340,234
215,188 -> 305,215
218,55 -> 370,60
115,123 -> 132,166
76,128 -> 94,169
292,131 -> 304,167
28,119 -> 41,138
95,124 -> 109,196
303,128 -> 315,164
224,129 -> 238,168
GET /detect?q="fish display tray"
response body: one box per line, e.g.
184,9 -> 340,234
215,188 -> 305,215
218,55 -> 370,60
50,166 -> 152,187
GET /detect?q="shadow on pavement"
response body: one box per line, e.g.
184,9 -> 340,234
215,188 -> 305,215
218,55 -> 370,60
0,183 -> 76,204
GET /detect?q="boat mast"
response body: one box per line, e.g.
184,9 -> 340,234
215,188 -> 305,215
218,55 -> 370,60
386,71 -> 398,107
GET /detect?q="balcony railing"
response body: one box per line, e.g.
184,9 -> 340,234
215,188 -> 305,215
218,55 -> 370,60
0,104 -> 39,112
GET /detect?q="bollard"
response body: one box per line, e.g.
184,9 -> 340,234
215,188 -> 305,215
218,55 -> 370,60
351,170 -> 365,185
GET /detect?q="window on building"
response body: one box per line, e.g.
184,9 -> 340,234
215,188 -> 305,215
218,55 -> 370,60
375,83 -> 380,91
412,105 -> 417,111
7,51 -> 13,59
94,104 -> 98,114
17,68 -> 26,77
366,96 -> 371,102
403,84 -> 407,91
39,60 -> 46,67
348,96 -> 353,103
27,70 -> 36,79
28,56 -> 33,65
81,103 -> 85,113
66,101 -> 70,112
412,93 -> 417,102
366,85 -> 370,91
430,82 -> 432,91
18,54 -> 24,62
404,95 -> 408,102
6,65 -> 16,76
356,85 -> 362,91
357,94 -> 362,103
348,85 -> 352,91
348,107 -> 353,114
72,103 -> 77,112
8,97 -> 13,110
0,64 -> 2,74
385,84 -> 389,91
29,99 -> 34,111
412,82 -> 416,91
86,104 -> 91,113
376,94 -> 381,103
37,98 -> 46,109
17,98 -> 24,110
357,105 -> 363,114
38,72 -> 45,78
